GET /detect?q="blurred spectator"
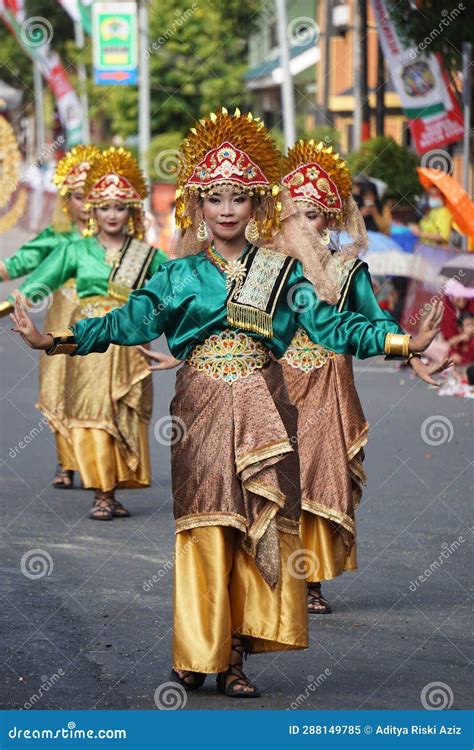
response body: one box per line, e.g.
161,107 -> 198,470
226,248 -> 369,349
357,184 -> 391,234
447,311 -> 474,367
410,186 -> 453,245
440,296 -> 474,341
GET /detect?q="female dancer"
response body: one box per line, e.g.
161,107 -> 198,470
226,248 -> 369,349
10,110 -> 442,695
8,147 -> 167,520
278,139 -> 451,613
0,145 -> 100,487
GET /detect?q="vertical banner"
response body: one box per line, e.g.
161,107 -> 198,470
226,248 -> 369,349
0,2 -> 85,146
371,0 -> 464,153
92,1 -> 138,85
57,0 -> 93,35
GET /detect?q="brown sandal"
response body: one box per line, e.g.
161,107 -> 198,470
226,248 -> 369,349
170,669 -> 206,691
110,498 -> 131,518
216,635 -> 260,698
52,464 -> 74,489
89,491 -> 114,521
308,582 -> 332,614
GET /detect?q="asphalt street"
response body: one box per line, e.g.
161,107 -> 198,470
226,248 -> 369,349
0,228 -> 472,712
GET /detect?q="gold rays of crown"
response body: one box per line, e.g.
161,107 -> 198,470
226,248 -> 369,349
83,146 -> 149,205
283,140 -> 352,200
53,145 -> 101,196
175,107 -> 282,232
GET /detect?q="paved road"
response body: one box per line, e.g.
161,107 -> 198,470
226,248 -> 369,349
0,229 -> 472,711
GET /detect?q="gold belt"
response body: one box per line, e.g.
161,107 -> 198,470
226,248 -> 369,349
280,328 -> 336,372
187,330 -> 269,384
78,295 -> 122,318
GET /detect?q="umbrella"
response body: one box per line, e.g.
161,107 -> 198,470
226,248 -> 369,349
442,277 -> 474,299
335,230 -> 401,254
440,253 -> 474,286
417,167 -> 474,242
365,249 -> 431,281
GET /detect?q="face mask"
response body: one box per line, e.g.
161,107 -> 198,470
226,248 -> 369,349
428,197 -> 443,209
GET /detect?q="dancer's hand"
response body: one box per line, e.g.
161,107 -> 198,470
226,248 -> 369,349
409,300 -> 444,353
409,354 -> 453,386
10,294 -> 52,350
136,345 -> 182,371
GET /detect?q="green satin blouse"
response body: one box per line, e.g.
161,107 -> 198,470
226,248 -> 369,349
1,225 -> 80,281
70,246 -> 392,361
12,236 -> 168,303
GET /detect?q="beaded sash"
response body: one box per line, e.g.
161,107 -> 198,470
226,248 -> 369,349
280,328 -> 336,372
187,329 -> 269,384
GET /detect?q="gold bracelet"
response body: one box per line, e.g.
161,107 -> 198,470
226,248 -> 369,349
0,300 -> 13,318
45,329 -> 78,356
384,332 -> 411,358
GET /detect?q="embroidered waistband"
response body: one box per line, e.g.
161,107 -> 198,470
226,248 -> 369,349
187,329 -> 269,384
280,328 -> 336,372
78,295 -> 122,318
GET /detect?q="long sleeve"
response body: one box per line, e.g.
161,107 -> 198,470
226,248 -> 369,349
289,262 -> 388,359
9,243 -> 78,304
147,248 -> 168,277
71,263 -> 173,355
344,263 -> 404,334
2,227 -> 58,280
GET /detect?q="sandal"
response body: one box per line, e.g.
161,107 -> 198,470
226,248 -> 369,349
89,491 -> 114,521
216,635 -> 260,698
308,582 -> 332,614
111,498 -> 131,518
170,669 -> 206,692
52,464 -> 74,489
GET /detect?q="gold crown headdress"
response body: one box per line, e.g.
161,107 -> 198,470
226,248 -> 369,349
282,140 -> 352,218
175,108 -> 282,242
84,147 -> 148,207
53,145 -> 101,197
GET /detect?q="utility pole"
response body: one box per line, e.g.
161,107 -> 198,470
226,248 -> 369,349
74,19 -> 90,143
138,0 -> 151,209
375,39 -> 385,136
275,0 -> 296,149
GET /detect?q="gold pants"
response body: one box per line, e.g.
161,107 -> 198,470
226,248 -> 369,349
56,433 -> 76,469
301,511 -> 357,582
60,423 -> 151,492
172,527 -> 308,674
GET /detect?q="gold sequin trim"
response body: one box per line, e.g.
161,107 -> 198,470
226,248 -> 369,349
78,295 -> 122,318
175,512 -> 247,535
187,329 -> 269,384
301,498 -> 356,538
280,328 -> 336,372
235,439 -> 293,474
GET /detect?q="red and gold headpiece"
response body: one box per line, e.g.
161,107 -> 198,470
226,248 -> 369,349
53,144 -> 101,197
175,108 -> 282,239
282,140 -> 352,218
84,147 -> 148,207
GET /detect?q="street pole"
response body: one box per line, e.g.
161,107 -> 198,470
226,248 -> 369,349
321,0 -> 333,127
353,0 -> 362,150
375,40 -> 385,136
74,20 -> 90,144
462,41 -> 472,251
275,0 -> 296,149
33,60 -> 45,152
138,0 -> 151,209
360,0 -> 370,141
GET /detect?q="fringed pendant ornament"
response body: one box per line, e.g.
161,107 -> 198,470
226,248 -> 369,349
125,216 -> 135,236
227,302 -> 274,338
197,219 -> 208,242
225,259 -> 247,292
320,228 -> 330,246
244,217 -> 259,243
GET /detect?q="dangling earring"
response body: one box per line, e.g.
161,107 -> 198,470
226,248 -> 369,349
125,216 -> 135,236
197,219 -> 208,242
320,228 -> 330,246
85,216 -> 98,236
245,217 -> 259,243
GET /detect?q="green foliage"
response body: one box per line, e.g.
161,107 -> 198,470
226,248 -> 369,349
347,137 -> 421,202
387,0 -> 474,76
